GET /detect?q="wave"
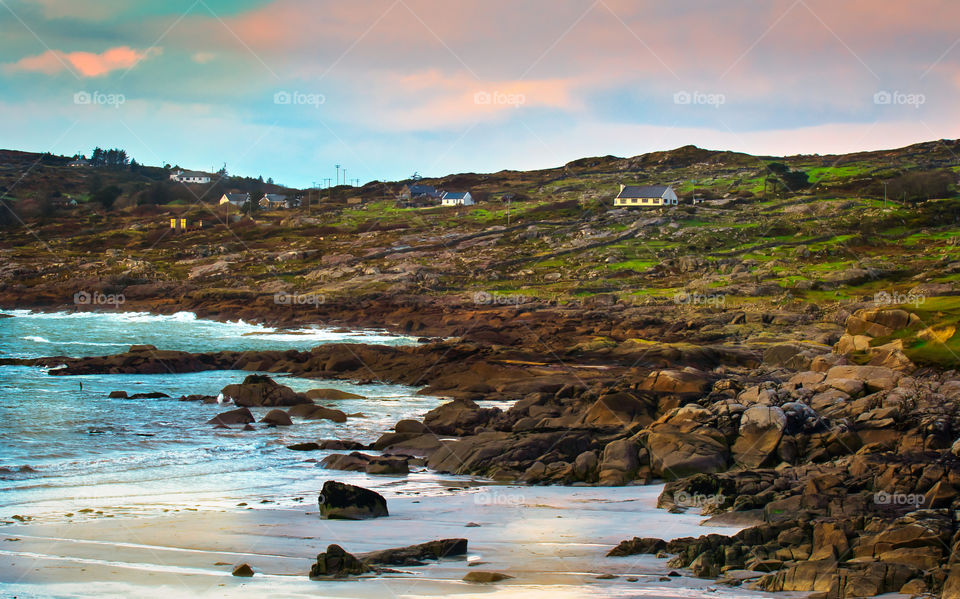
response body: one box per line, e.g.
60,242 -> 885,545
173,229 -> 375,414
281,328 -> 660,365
22,336 -> 125,347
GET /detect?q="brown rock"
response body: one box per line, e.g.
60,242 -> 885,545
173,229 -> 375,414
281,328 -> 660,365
207,407 -> 254,426
260,409 -> 292,426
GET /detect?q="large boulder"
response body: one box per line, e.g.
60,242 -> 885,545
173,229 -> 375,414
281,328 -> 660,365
731,406 -> 786,468
824,365 -> 900,392
580,392 -> 654,428
645,426 -> 729,479
220,374 -> 311,407
309,544 -> 369,578
598,438 -> 640,485
318,481 -> 388,520
260,409 -> 292,426
422,399 -> 499,436
206,407 -> 254,425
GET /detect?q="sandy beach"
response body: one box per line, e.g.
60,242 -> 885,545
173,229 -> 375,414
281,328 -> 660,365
0,483 -> 785,599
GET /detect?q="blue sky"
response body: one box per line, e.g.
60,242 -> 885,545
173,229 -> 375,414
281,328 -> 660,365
2,0 -> 958,188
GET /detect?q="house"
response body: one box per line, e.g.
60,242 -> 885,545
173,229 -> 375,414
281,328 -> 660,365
399,184 -> 441,200
68,156 -> 90,167
614,184 -> 678,207
170,170 -> 212,184
441,191 -> 474,207
219,192 -> 250,208
258,193 -> 291,209
169,218 -> 206,232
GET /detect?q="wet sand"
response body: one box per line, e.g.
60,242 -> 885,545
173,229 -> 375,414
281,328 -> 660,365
0,484 -> 786,599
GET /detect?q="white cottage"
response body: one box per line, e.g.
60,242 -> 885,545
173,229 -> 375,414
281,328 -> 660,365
440,191 -> 474,207
614,184 -> 678,207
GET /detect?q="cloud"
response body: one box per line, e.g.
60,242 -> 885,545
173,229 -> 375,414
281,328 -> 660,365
192,52 -> 217,64
6,46 -> 159,77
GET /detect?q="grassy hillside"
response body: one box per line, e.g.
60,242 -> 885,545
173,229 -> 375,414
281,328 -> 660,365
1,141 -> 959,365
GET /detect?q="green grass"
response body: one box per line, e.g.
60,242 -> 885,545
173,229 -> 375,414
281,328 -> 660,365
605,259 -> 657,271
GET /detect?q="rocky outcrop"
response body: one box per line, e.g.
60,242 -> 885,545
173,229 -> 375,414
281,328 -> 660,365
309,544 -> 370,578
359,538 -> 467,566
220,374 -> 312,407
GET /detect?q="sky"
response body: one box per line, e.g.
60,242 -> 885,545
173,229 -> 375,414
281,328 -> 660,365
1,0 -> 959,188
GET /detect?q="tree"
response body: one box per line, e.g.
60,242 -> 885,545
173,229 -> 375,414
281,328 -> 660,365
764,162 -> 809,195
886,170 -> 954,204
91,185 -> 122,210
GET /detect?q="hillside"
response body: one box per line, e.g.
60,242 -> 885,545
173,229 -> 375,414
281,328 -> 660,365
1,140 -> 959,368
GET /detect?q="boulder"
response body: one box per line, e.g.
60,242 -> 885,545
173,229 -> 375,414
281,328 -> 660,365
638,369 -> 711,396
422,399 -> 499,436
318,481 -> 388,520
108,390 -> 128,398
206,407 -> 254,426
581,392 -> 654,427
309,544 -> 370,578
598,439 -> 640,485
232,563 -> 254,577
364,456 -> 410,475
732,406 -> 786,469
288,403 -> 348,423
607,537 -> 667,557
394,419 -> 427,434
463,571 -> 513,583
825,365 -> 899,392
320,453 -> 373,472
260,409 -> 292,426
646,429 -> 728,479
220,374 -> 311,407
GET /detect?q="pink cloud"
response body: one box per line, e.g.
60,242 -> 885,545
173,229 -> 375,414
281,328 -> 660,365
6,46 -> 158,77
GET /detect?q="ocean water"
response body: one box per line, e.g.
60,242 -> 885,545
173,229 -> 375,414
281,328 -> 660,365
0,310 -> 453,520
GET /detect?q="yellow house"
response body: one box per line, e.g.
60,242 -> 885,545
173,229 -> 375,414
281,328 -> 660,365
614,184 -> 678,207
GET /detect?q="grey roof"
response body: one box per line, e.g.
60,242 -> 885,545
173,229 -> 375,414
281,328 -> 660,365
617,185 -> 672,199
262,194 -> 288,202
407,184 -> 437,195
442,191 -> 469,200
222,193 -> 249,204
178,170 -> 210,178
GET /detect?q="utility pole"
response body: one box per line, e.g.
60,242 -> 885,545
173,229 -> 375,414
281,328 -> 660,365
342,168 -> 347,187
335,164 -> 341,187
